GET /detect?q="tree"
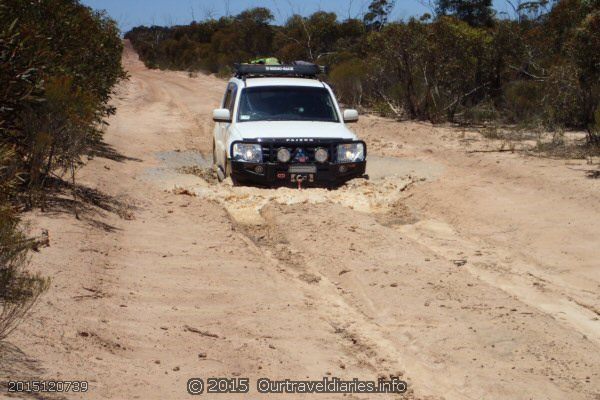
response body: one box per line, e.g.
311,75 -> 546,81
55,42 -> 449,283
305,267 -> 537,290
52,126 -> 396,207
125,0 -> 599,135
275,12 -> 339,62
570,9 -> 600,142
364,0 -> 396,31
436,0 -> 495,27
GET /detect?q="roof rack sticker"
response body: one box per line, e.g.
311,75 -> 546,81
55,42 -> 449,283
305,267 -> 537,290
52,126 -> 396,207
234,63 -> 325,79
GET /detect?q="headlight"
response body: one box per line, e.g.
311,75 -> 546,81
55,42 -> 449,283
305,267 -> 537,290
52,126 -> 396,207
276,147 -> 291,163
336,143 -> 364,163
314,147 -> 328,163
232,143 -> 262,163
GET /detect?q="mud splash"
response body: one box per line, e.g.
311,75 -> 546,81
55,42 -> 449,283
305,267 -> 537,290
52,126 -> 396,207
184,155 -> 436,225
190,175 -> 416,225
144,151 -> 434,225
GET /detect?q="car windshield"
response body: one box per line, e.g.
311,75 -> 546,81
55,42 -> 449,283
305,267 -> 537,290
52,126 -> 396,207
237,86 -> 339,122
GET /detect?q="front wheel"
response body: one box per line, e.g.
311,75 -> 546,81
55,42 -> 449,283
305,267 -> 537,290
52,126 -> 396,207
224,161 -> 244,186
213,141 -> 226,182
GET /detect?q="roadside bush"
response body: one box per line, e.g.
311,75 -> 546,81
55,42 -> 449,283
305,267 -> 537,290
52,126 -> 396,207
0,208 -> 49,340
543,64 -> 586,128
461,102 -> 500,125
503,80 -> 545,124
0,0 -> 125,338
1,0 -> 126,198
329,59 -> 367,107
587,105 -> 600,152
571,9 -> 600,143
0,146 -> 49,340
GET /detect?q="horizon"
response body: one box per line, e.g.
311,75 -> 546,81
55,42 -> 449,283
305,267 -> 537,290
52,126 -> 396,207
81,0 -> 514,34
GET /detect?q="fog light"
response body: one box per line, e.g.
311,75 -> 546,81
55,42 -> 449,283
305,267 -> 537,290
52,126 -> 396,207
314,147 -> 328,163
277,147 -> 291,163
255,165 -> 264,174
339,165 -> 348,173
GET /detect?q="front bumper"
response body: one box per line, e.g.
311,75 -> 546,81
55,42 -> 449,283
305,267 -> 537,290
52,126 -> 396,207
229,159 -> 366,186
229,139 -> 367,186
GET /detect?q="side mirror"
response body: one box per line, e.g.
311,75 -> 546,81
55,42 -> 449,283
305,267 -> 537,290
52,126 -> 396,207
213,108 -> 231,123
343,109 -> 359,123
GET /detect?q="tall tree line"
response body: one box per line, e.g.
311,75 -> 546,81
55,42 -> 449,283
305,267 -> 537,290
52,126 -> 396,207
126,0 -> 599,143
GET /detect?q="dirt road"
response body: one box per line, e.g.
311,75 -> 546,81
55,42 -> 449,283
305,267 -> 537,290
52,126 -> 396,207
3,42 -> 599,399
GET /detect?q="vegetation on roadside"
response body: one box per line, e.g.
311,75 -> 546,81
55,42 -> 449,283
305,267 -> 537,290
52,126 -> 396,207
125,0 -> 599,149
0,0 -> 125,339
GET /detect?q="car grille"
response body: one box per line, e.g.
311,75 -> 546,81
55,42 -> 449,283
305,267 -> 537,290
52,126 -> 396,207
260,142 -> 336,163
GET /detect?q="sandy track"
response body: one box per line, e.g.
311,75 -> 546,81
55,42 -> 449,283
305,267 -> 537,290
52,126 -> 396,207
2,41 -> 599,399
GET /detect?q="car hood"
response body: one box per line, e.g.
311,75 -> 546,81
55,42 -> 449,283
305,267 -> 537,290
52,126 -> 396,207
231,121 -> 357,140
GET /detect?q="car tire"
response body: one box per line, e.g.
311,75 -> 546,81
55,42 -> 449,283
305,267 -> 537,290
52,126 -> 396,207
224,158 -> 249,186
213,141 -> 226,182
225,160 -> 243,186
211,139 -> 217,168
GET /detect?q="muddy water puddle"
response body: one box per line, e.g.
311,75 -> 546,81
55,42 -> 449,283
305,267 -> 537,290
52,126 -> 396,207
144,151 -> 441,225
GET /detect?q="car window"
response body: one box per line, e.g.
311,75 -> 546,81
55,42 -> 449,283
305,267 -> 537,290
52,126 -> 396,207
222,87 -> 232,109
228,84 -> 237,113
222,83 -> 237,113
237,86 -> 339,122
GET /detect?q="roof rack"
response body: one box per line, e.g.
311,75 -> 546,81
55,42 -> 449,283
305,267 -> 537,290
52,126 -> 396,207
234,63 -> 326,79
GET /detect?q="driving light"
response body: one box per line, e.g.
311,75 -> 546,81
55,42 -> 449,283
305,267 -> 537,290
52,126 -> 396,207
314,147 -> 328,163
276,147 -> 291,163
232,143 -> 262,163
336,143 -> 365,163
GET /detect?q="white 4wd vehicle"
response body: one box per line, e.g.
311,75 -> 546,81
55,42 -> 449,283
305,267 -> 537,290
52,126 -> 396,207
212,63 -> 366,187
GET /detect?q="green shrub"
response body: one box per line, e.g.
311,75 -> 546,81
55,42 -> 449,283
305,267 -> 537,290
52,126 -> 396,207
329,59 -> 367,107
590,105 -> 600,144
1,0 -> 126,196
0,205 -> 49,340
216,66 -> 233,79
0,0 -> 124,339
503,80 -> 545,124
461,102 -> 500,125
0,146 -> 49,340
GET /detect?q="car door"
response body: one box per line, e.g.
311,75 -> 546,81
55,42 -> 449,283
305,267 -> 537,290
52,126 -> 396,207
215,83 -> 237,167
